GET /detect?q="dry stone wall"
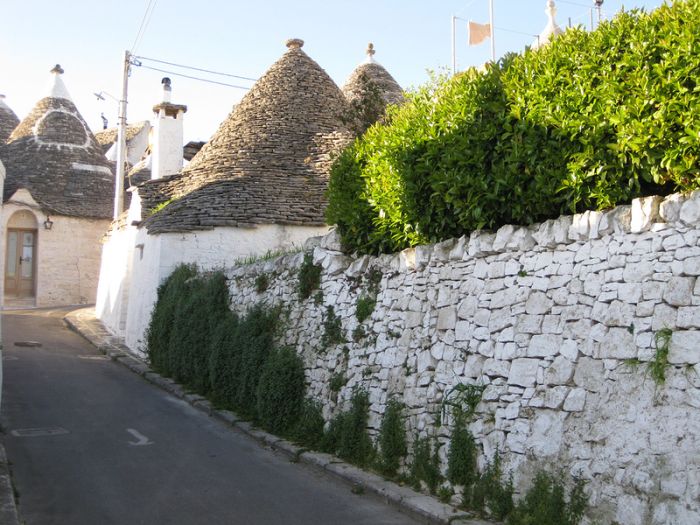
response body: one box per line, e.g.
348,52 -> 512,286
225,191 -> 700,525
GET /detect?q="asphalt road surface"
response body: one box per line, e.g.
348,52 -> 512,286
0,308 -> 420,525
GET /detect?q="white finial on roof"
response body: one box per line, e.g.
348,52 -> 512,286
532,0 -> 564,49
364,43 -> 378,64
285,38 -> 304,49
48,63 -> 72,101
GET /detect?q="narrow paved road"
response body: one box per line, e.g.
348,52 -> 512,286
0,308 -> 419,525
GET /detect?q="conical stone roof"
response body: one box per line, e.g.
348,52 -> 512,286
343,43 -> 403,105
142,38 -> 354,233
0,66 -> 114,218
0,94 -> 20,144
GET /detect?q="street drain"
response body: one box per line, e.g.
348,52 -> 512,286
14,341 -> 42,348
11,427 -> 69,437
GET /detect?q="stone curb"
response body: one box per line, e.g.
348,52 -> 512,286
63,307 -> 494,525
0,443 -> 20,525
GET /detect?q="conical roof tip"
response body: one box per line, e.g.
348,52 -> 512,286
364,43 -> 377,64
285,38 -> 304,49
342,43 -> 403,108
532,0 -> 564,49
48,64 -> 72,101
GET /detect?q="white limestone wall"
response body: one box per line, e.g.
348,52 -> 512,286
36,215 -> 110,306
0,189 -> 109,307
225,192 -> 700,525
105,222 -> 330,355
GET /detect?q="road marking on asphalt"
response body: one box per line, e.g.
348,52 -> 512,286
78,355 -> 110,361
14,341 -> 42,347
127,428 -> 154,446
11,427 -> 69,437
2,356 -> 19,361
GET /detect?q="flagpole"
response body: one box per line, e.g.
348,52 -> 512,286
451,15 -> 457,75
488,0 -> 496,61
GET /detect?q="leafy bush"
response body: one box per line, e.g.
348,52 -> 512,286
327,1 -> 700,254
297,253 -> 321,300
471,450 -> 514,520
377,398 -> 407,477
409,435 -> 443,495
322,388 -> 375,467
168,271 -> 230,392
321,306 -> 344,348
447,413 -> 478,489
507,471 -> 587,525
355,296 -> 376,323
146,264 -> 197,371
256,347 -> 305,434
291,399 -> 326,449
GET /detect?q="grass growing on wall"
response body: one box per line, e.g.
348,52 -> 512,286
327,0 -> 700,254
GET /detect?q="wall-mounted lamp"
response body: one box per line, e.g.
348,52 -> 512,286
44,216 -> 54,230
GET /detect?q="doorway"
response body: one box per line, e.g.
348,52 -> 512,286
5,228 -> 37,298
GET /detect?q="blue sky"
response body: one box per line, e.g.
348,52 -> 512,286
0,0 -> 663,142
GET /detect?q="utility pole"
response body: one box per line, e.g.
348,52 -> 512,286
488,0 -> 496,62
114,50 -> 130,220
451,15 -> 457,75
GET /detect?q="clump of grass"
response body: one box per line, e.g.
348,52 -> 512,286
298,252 -> 322,300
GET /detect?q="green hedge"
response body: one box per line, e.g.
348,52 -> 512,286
145,265 -> 307,434
327,0 -> 700,254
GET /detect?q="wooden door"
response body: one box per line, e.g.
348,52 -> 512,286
5,229 -> 36,297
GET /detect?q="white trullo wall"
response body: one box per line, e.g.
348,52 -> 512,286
1,189 -> 109,308
95,192 -> 330,356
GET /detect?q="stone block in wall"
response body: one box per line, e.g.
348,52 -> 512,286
660,193 -> 687,223
507,358 -> 540,387
432,238 -> 456,263
544,355 -> 575,385
669,330 -> 700,364
303,235 -> 323,250
527,411 -> 565,457
319,229 -> 343,252
533,215 -> 572,248
468,230 -> 496,257
631,195 -> 663,233
563,388 -> 587,412
573,357 -> 605,392
449,235 -> 468,261
527,334 -> 561,358
415,244 -> 432,269
680,190 -> 700,226
399,247 -> 416,272
525,291 -> 553,315
663,276 -> 695,306
343,256 -> 368,277
483,358 -> 511,379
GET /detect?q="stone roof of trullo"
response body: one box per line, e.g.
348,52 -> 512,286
0,67 -> 115,219
342,44 -> 403,110
94,121 -> 150,154
141,38 -> 354,234
0,96 -> 20,144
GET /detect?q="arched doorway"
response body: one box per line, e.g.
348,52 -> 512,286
5,210 -> 38,300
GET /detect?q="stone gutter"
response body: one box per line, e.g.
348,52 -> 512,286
64,306 -> 495,525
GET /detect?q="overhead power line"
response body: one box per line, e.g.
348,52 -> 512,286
131,0 -> 158,53
134,55 -> 258,82
135,63 -> 252,90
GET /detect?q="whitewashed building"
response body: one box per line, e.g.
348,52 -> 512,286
0,66 -> 114,308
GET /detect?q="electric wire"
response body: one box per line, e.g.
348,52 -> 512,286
135,63 -> 252,90
134,55 -> 257,82
131,0 -> 158,53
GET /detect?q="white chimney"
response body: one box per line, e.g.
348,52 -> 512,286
151,77 -> 187,180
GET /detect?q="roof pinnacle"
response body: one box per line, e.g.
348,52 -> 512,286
285,38 -> 304,49
50,64 -> 64,75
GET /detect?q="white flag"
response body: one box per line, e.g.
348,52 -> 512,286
468,21 -> 492,46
